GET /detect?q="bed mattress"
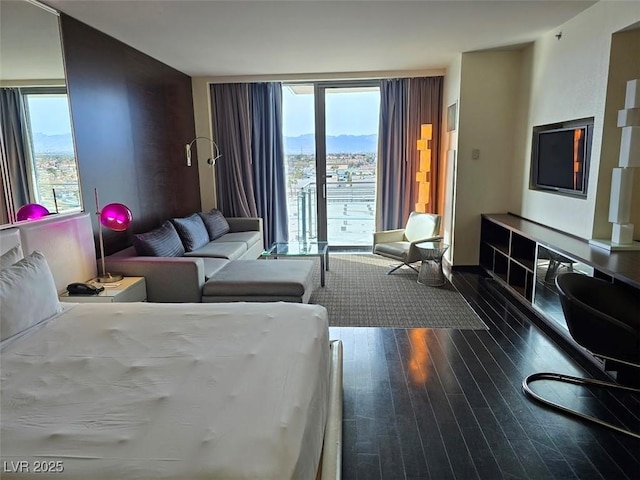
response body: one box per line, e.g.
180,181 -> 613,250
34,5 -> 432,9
1,302 -> 330,479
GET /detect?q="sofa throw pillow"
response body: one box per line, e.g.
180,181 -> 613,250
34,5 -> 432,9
0,251 -> 62,341
172,213 -> 210,252
198,209 -> 230,240
133,221 -> 185,257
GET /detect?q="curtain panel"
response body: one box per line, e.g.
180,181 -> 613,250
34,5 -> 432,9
376,76 -> 443,231
376,79 -> 408,231
210,83 -> 257,218
407,76 -> 443,214
210,82 -> 288,246
0,88 -> 32,218
250,83 -> 288,245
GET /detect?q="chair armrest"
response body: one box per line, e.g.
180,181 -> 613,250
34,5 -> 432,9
409,235 -> 443,247
373,229 -> 405,245
226,217 -> 263,233
104,256 -> 205,303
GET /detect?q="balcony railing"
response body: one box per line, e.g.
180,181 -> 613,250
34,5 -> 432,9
288,180 -> 376,246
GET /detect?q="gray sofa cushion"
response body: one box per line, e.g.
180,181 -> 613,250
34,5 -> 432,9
133,221 -> 185,257
185,241 -> 247,260
202,260 -> 314,297
198,209 -> 230,240
202,258 -> 231,280
217,231 -> 262,249
172,213 -> 209,252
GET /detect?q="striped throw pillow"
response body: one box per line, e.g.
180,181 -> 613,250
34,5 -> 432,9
172,214 -> 210,252
133,221 -> 185,257
198,209 -> 230,240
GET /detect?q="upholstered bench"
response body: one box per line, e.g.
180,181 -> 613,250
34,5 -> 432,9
201,259 -> 315,303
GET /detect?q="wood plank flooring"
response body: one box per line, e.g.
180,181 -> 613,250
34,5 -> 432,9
329,270 -> 640,480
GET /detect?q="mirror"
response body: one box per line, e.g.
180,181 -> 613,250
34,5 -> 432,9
0,0 -> 81,226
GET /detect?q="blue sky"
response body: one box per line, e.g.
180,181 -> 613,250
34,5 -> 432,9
30,88 -> 380,138
26,95 -> 73,136
283,87 -> 380,137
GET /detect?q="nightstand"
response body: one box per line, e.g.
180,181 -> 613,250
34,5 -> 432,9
59,277 -> 147,303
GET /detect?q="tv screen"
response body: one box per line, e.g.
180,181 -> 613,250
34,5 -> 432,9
532,125 -> 589,197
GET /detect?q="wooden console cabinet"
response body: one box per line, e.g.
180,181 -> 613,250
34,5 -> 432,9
480,213 -> 640,341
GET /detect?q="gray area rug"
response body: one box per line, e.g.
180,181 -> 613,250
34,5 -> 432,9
309,254 -> 488,329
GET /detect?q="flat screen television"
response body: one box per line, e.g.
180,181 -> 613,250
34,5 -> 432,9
531,124 -> 591,197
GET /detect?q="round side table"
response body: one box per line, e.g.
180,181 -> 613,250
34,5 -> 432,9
415,241 -> 449,286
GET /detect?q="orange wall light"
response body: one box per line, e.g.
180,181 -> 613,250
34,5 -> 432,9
416,124 -> 432,213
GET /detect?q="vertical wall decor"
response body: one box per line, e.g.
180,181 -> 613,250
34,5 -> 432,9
415,123 -> 432,213
591,79 -> 640,251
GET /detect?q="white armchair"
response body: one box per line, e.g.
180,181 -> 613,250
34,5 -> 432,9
373,212 -> 442,274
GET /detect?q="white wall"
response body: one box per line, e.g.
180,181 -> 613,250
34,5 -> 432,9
452,50 -> 524,265
191,76 -> 217,211
515,1 -> 640,239
441,55 -> 461,264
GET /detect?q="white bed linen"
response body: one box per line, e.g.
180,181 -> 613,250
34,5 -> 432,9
1,302 -> 330,480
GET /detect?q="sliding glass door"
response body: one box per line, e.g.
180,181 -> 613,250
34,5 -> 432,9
283,81 -> 380,248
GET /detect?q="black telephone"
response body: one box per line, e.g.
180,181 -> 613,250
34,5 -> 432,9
67,282 -> 104,295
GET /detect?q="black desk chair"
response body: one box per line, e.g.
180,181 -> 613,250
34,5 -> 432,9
522,273 -> 640,439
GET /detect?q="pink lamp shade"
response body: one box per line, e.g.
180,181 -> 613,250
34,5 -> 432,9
16,203 -> 49,221
99,203 -> 132,231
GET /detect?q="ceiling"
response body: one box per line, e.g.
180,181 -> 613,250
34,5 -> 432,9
0,0 -> 65,81
39,0 -> 598,79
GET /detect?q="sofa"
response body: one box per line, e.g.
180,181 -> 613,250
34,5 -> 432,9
104,215 -> 265,303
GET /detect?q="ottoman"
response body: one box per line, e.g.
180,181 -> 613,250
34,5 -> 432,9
201,259 -> 315,303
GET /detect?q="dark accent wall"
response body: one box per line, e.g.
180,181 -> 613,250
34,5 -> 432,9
60,14 -> 200,255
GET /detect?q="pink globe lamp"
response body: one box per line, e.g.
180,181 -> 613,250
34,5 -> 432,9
16,203 -> 49,221
95,189 -> 133,283
100,203 -> 133,232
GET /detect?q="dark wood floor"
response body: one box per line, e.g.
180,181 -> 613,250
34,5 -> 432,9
329,270 -> 640,480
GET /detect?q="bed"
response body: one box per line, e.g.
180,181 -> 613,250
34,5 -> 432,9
0,214 -> 342,479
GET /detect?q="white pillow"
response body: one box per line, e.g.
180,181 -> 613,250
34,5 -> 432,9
0,244 -> 24,269
0,251 -> 62,341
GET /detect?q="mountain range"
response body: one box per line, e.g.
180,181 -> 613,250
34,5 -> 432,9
32,132 -> 75,155
32,132 -> 376,156
285,134 -> 376,155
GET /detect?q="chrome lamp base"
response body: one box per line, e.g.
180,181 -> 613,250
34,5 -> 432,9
95,273 -> 123,283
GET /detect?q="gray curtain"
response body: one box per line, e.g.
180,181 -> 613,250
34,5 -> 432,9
250,83 -> 288,245
376,78 -> 408,231
407,77 -> 443,213
210,83 -> 257,217
0,88 -> 32,216
376,77 -> 443,231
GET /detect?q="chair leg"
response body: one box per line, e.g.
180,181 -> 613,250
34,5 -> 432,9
522,372 -> 640,439
386,263 -> 420,275
386,263 -> 404,274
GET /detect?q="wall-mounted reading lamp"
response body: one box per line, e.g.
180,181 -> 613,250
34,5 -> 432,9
185,137 -> 222,167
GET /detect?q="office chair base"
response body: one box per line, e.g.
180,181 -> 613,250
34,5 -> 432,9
522,372 -> 640,439
386,263 -> 419,275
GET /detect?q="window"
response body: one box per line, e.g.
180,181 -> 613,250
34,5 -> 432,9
22,87 -> 80,214
282,82 -> 380,247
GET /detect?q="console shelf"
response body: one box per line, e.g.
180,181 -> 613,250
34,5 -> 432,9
480,213 -> 640,383
480,212 -> 640,340
480,216 -> 535,301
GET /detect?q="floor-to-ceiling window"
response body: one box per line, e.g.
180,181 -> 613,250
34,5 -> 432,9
282,81 -> 380,248
22,87 -> 80,213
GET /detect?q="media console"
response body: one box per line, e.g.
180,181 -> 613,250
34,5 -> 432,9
480,213 -> 640,374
